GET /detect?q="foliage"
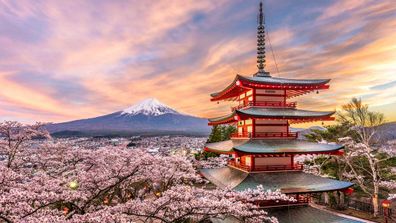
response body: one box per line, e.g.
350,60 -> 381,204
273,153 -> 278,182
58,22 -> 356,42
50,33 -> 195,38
207,125 -> 236,143
303,98 -> 396,216
0,121 -> 294,223
0,121 -> 50,169
194,150 -> 219,160
337,97 -> 384,145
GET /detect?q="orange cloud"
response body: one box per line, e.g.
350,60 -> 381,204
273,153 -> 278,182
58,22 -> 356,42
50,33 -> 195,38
0,0 -> 394,127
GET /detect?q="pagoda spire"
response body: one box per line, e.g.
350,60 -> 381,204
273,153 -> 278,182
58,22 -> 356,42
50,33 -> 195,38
255,1 -> 270,77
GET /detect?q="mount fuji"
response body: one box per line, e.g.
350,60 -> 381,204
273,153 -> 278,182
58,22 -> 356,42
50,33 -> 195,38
46,98 -> 210,137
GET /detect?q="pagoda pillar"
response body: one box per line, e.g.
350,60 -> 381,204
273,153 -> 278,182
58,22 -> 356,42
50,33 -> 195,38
291,155 -> 294,167
251,155 -> 255,171
252,118 -> 256,138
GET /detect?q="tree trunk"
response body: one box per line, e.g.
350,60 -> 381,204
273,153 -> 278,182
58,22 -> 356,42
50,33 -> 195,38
371,178 -> 379,217
324,192 -> 329,205
339,192 -> 345,209
333,191 -> 340,207
372,193 -> 379,217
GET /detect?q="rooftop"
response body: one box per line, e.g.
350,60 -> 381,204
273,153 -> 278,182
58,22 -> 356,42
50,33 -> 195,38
201,166 -> 353,193
208,107 -> 335,125
210,75 -> 331,101
267,206 -> 366,223
211,206 -> 366,223
205,139 -> 344,154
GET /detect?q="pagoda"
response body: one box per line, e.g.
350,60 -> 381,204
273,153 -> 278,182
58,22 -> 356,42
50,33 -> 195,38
201,2 -> 354,210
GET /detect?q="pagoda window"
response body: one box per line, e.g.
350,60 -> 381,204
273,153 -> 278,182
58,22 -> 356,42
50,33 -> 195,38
244,156 -> 252,167
247,126 -> 252,133
246,90 -> 253,96
245,119 -> 253,125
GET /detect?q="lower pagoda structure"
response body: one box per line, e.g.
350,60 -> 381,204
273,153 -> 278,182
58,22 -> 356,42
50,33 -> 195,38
201,2 -> 361,222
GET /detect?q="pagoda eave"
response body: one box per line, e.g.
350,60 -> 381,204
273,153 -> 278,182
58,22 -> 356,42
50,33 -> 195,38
233,149 -> 344,156
208,108 -> 335,126
210,75 -> 331,101
205,139 -> 344,155
200,167 -> 354,194
208,116 -> 335,126
204,147 -> 234,155
236,112 -> 335,121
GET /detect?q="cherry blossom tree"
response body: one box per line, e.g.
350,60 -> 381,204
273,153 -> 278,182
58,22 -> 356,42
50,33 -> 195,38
388,194 -> 396,200
0,121 -> 294,223
194,156 -> 229,169
0,121 -> 50,169
337,98 -> 392,217
303,99 -> 396,213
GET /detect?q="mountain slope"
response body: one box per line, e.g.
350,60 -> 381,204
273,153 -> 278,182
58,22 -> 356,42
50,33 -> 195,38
46,98 -> 210,136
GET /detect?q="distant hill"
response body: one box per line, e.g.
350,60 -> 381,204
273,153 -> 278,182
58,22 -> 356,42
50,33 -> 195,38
290,126 -> 326,140
46,98 -> 210,137
379,122 -> 396,141
291,122 -> 396,141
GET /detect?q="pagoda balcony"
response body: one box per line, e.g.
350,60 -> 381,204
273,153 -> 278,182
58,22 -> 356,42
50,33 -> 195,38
231,131 -> 298,139
228,160 -> 304,172
232,101 -> 296,111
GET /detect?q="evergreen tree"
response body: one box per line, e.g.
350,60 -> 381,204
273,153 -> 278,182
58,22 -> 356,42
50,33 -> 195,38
207,125 -> 236,143
207,125 -> 222,143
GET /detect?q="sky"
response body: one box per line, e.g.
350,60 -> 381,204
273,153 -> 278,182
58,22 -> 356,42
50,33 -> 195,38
0,0 -> 395,127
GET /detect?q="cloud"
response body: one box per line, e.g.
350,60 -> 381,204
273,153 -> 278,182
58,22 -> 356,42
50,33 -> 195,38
0,0 -> 395,125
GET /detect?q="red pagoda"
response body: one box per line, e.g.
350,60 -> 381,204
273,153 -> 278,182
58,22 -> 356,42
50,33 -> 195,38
201,2 -> 356,219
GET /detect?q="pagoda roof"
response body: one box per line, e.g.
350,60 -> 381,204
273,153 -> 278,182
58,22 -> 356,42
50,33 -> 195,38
211,206 -> 366,223
240,75 -> 330,85
210,75 -> 330,101
208,107 -> 335,125
200,167 -> 353,194
205,139 -> 344,154
267,206 -> 365,223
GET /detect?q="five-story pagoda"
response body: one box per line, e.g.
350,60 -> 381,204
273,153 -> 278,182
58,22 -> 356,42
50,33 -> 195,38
201,2 -> 354,209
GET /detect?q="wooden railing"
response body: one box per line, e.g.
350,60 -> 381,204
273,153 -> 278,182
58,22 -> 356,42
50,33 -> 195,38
228,160 -> 251,171
254,132 -> 298,138
228,160 -> 304,172
231,132 -> 298,139
232,101 -> 296,111
254,164 -> 304,171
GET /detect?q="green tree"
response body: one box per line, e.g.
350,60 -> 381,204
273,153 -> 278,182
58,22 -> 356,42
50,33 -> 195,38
207,125 -> 236,143
305,98 -> 395,216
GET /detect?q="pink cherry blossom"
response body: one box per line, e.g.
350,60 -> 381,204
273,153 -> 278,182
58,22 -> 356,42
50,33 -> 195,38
0,121 -> 294,222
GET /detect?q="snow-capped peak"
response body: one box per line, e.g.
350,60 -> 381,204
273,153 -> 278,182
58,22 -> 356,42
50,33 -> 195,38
121,98 -> 178,116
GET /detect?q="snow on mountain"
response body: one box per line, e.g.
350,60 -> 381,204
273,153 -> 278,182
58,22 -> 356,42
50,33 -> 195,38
121,98 -> 178,116
45,98 -> 210,137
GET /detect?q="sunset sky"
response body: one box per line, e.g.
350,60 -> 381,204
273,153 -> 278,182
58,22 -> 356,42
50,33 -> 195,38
0,0 -> 395,126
